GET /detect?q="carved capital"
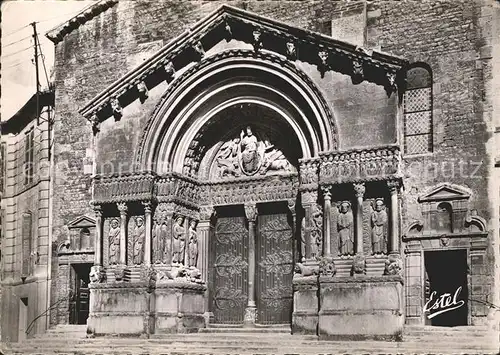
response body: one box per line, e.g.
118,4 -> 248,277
110,97 -> 122,121
301,190 -> 318,205
321,186 -> 332,200
199,206 -> 215,221
142,201 -> 152,214
244,203 -> 258,222
117,202 -> 128,215
153,202 -> 174,224
137,81 -> 149,103
387,179 -> 401,193
353,183 -> 365,199
93,204 -> 102,218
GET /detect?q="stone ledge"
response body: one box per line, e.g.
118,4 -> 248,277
319,275 -> 404,284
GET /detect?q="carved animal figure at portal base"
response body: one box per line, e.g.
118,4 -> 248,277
384,254 -> 403,276
351,255 -> 366,275
89,265 -> 106,284
294,262 -> 319,277
318,256 -> 336,277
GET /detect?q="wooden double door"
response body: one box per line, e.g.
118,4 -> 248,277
209,204 -> 294,325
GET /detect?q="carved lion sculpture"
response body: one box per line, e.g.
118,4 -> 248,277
89,266 -> 105,284
318,256 -> 336,277
351,255 -> 366,275
294,262 -> 319,277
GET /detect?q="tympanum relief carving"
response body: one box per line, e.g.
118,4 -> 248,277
212,126 -> 294,179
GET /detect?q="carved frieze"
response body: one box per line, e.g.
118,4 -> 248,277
299,159 -> 319,190
93,172 -> 156,204
204,174 -> 299,206
319,146 -> 401,185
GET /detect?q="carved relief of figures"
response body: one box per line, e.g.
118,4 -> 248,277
337,202 -> 354,256
310,205 -> 323,259
108,218 -> 120,265
132,216 -> 145,265
213,127 -> 293,179
216,138 -> 241,178
188,220 -> 198,267
152,203 -> 173,264
240,126 -> 260,174
371,199 -> 388,254
172,216 -> 185,265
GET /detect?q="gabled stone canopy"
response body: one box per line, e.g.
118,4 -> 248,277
418,183 -> 471,202
67,215 -> 96,230
79,5 -> 409,130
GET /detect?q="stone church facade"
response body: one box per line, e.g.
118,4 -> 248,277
1,0 -> 500,342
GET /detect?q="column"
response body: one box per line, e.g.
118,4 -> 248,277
117,202 -> 128,265
388,180 -> 401,254
287,200 -> 298,262
198,206 -> 215,282
322,186 -> 332,257
301,190 -> 318,261
142,201 -> 152,266
353,183 -> 365,255
244,202 -> 257,327
93,204 -> 103,265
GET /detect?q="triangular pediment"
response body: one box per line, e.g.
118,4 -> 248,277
67,215 -> 96,229
418,184 -> 471,202
79,5 -> 408,128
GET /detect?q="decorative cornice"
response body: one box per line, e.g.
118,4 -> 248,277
78,5 -> 408,126
45,0 -> 118,45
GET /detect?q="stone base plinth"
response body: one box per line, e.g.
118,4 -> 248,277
154,281 -> 206,334
292,275 -> 318,334
87,282 -> 151,337
318,276 -> 404,340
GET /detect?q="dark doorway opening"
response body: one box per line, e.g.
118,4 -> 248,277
424,250 -> 468,326
70,263 -> 92,325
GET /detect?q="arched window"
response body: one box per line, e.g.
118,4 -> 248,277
403,65 -> 433,155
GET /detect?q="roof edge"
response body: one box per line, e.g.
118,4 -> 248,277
45,0 -> 118,44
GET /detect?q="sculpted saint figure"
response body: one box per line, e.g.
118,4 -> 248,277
240,126 -> 259,174
108,218 -> 120,265
188,220 -> 198,267
216,138 -> 240,177
133,216 -> 145,265
372,199 -> 388,254
337,202 -> 354,256
172,216 -> 185,264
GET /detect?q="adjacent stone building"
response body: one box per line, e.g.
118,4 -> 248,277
1,0 -> 500,343
1,90 -> 55,342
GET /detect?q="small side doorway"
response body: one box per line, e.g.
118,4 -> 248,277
424,250 -> 468,326
70,263 -> 92,325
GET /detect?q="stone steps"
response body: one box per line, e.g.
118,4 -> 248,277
6,325 -> 498,355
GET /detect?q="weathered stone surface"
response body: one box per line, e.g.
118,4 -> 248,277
318,276 -> 404,340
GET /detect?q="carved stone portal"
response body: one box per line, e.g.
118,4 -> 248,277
213,126 -> 293,178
